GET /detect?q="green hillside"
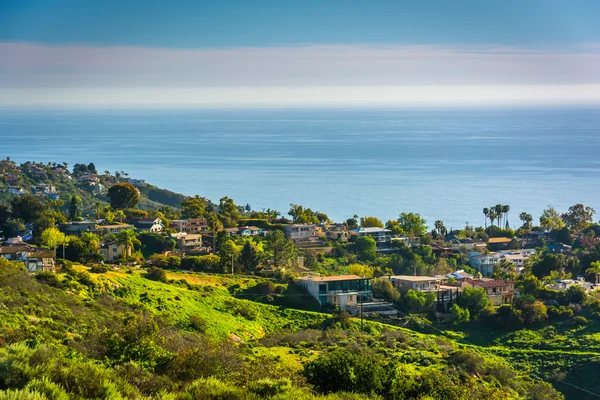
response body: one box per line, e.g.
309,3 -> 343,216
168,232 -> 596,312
0,259 -> 564,399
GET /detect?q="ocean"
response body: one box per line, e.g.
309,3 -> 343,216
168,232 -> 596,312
1,107 -> 599,229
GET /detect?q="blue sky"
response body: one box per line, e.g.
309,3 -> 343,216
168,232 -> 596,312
1,1 -> 600,107
2,0 -> 600,47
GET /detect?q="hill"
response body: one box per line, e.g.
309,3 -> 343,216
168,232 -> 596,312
0,259 -> 562,399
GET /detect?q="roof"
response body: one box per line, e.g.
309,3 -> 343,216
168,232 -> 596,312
488,237 -> 512,244
470,279 -> 513,288
300,274 -> 367,282
355,227 -> 391,233
137,218 -> 161,223
391,275 -> 438,282
97,224 -> 134,229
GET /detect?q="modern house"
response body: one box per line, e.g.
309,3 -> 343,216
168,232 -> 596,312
224,226 -> 265,237
547,278 -> 596,293
96,224 -> 135,236
99,241 -> 131,262
134,218 -> 164,233
170,232 -> 203,249
469,249 -> 537,276
324,224 -> 349,242
169,218 -> 208,234
0,237 -> 56,272
61,221 -> 98,236
352,227 -> 393,243
296,274 -> 371,311
283,224 -> 318,241
449,237 -> 487,251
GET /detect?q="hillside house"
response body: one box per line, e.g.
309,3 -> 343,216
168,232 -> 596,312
0,237 -> 55,272
296,274 -> 371,311
283,224 -> 318,241
352,227 -> 393,243
61,221 -> 98,236
99,241 -> 131,262
463,279 -> 514,305
96,224 -> 135,236
170,218 -> 208,234
134,218 -> 164,233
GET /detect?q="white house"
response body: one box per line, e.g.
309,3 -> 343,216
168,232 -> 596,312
134,218 -> 164,233
296,274 -> 372,311
352,227 -> 392,243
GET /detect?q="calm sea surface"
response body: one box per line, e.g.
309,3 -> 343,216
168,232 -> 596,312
1,107 -> 599,229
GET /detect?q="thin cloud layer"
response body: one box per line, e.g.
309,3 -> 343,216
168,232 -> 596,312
1,42 -> 600,106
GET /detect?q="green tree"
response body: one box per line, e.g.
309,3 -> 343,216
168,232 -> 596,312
3,219 -> 26,238
434,220 -> 445,238
146,266 -> 167,283
539,205 -> 565,231
398,212 -> 427,238
239,241 -> 259,273
458,287 -> 491,317
10,194 -> 47,223
264,230 -> 296,268
107,183 -> 140,209
565,284 -> 587,305
68,195 -> 82,221
562,203 -> 596,232
483,207 -> 489,229
303,349 -> 390,395
360,216 -> 384,228
403,289 -> 435,312
449,304 -> 470,325
217,196 -> 241,227
354,236 -> 377,261
519,212 -> 533,238
116,229 -> 141,262
0,204 -> 10,229
586,260 -> 600,285
181,195 -> 206,219
40,227 -> 66,258
371,278 -> 400,302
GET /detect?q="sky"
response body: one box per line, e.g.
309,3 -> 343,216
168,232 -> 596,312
1,0 -> 600,107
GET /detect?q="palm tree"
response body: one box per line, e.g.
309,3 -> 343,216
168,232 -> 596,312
116,229 -> 141,263
502,205 -> 510,229
434,220 -> 445,240
586,261 -> 600,285
208,213 -> 222,253
519,212 -> 533,239
494,204 -> 503,227
483,208 -> 489,229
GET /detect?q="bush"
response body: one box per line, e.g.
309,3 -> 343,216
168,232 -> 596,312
146,266 -> 167,283
180,255 -> 221,272
572,316 -> 589,326
179,377 -> 244,400
449,304 -> 470,325
547,305 -> 573,320
90,264 -> 108,274
34,271 -> 62,288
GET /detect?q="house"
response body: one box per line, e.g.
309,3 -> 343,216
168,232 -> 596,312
324,224 -> 349,242
547,243 -> 572,254
464,279 -> 514,305
547,278 -> 596,293
469,249 -> 536,276
169,218 -> 208,234
283,224 -> 318,241
296,274 -> 371,311
446,270 -> 474,281
171,232 -> 203,249
0,237 -> 55,272
99,241 -> 131,262
134,218 -> 164,233
352,227 -> 392,243
6,187 -> 25,196
388,275 -> 459,312
487,237 -> 513,250
61,221 -> 98,236
449,237 -> 487,251
96,224 -> 135,236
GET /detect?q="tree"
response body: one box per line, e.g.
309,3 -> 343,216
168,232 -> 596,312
565,285 -> 587,305
403,289 -> 435,312
181,195 -> 206,219
539,205 -> 565,231
483,207 -> 489,229
458,287 -> 491,317
354,236 -> 377,261
146,266 -> 167,283
434,220 -> 445,239
502,205 -> 510,229
360,216 -> 384,228
10,194 -> 47,223
449,304 -> 470,325
264,230 -> 296,268
494,204 -> 503,227
371,278 -> 400,302
107,183 -> 140,209
288,204 -> 321,224
519,212 -> 533,238
562,204 -> 596,232
398,212 -> 426,238
87,162 -> 97,174
68,195 -> 82,221
586,260 -> 600,285
114,209 -> 126,223
0,204 -> 10,229
239,241 -> 260,273
303,349 -> 390,395
2,219 -> 26,238
207,213 -> 222,254
347,263 -> 374,278
218,196 -> 241,227
40,227 -> 66,259
116,229 -> 141,262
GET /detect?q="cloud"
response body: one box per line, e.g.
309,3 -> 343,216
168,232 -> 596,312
1,42 -> 599,106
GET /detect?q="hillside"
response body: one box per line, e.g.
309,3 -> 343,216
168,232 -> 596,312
0,259 -> 563,399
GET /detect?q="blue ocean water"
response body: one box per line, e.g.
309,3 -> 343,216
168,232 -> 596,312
1,107 -> 599,229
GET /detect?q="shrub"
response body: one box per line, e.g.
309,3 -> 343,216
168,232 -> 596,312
572,316 -> 589,326
34,271 -> 62,288
449,304 -> 470,325
179,377 -> 244,400
90,264 -> 108,274
248,378 -> 293,396
146,266 -> 167,283
547,306 -> 573,320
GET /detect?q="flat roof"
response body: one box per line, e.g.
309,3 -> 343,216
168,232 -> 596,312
391,275 -> 438,282
300,274 -> 366,282
488,237 -> 512,243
